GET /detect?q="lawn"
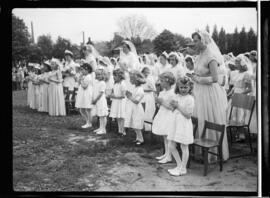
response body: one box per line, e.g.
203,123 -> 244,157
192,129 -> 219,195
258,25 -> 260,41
13,90 -> 258,192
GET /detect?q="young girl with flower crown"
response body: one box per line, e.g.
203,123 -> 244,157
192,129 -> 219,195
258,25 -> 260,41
152,71 -> 176,163
125,70 -> 146,145
109,69 -> 127,136
167,77 -> 195,176
92,68 -> 109,135
75,63 -> 94,128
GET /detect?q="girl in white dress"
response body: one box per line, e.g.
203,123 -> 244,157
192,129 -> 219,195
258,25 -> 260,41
141,67 -> 156,131
92,68 -> 109,135
125,70 -> 146,145
152,72 -> 176,163
48,59 -> 66,116
168,77 -> 195,176
109,69 -> 127,136
39,62 -> 51,112
75,63 -> 94,128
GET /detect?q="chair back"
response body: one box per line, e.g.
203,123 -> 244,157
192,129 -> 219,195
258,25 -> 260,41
191,116 -> 198,137
228,93 -> 256,125
201,120 -> 225,146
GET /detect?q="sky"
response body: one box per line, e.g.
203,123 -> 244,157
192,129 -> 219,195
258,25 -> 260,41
13,8 -> 257,45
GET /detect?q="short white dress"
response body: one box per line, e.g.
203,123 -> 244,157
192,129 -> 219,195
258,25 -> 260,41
167,94 -> 195,145
109,81 -> 126,119
75,73 -> 94,109
152,88 -> 175,136
124,86 -> 145,130
92,80 -> 108,117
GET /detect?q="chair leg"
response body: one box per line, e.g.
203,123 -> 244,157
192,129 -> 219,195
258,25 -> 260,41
228,127 -> 233,149
246,127 -> 253,153
187,145 -> 191,168
219,146 -> 223,172
203,148 -> 209,176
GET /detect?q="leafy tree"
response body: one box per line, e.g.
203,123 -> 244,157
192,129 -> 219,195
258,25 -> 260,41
141,39 -> 154,54
226,33 -> 234,54
28,44 -> 42,63
117,14 -> 157,40
153,29 -> 175,55
94,41 -> 111,57
37,34 -> 54,59
173,33 -> 188,52
12,14 -> 31,63
212,24 -> 219,45
52,36 -> 72,59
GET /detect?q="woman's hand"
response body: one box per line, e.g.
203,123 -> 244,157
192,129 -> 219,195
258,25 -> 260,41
170,100 -> 178,109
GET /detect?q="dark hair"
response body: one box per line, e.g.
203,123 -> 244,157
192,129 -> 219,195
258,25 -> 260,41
81,63 -> 93,73
113,68 -> 125,81
185,57 -> 193,64
191,32 -> 201,40
175,77 -> 194,95
159,54 -> 167,60
122,42 -> 131,51
141,67 -> 150,74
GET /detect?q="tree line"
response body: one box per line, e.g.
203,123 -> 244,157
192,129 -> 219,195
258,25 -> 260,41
12,13 -> 257,65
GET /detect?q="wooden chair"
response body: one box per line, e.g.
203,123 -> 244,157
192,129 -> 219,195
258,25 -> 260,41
142,102 -> 160,143
191,120 -> 225,176
186,116 -> 198,168
65,88 -> 78,115
227,93 -> 256,158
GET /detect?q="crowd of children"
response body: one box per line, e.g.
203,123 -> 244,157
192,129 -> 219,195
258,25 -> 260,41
20,38 -> 257,176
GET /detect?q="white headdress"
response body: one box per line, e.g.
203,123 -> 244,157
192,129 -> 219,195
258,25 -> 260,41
84,44 -> 100,58
196,30 -> 224,65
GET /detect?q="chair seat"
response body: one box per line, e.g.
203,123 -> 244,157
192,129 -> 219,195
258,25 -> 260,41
227,120 -> 248,127
194,138 -> 219,148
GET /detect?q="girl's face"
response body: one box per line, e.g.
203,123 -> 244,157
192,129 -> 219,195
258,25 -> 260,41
81,68 -> 88,75
122,44 -> 130,54
113,74 -> 121,83
143,56 -> 147,64
142,68 -> 150,77
159,56 -> 167,65
177,83 -> 190,96
169,56 -> 177,66
95,72 -> 103,81
159,78 -> 170,89
186,61 -> 194,71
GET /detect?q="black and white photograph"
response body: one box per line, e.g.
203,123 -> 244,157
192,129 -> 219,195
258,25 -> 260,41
8,2 -> 268,195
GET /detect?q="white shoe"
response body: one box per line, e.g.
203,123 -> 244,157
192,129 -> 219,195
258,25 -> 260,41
156,155 -> 166,160
168,167 -> 187,176
94,128 -> 101,133
97,130 -> 106,135
82,123 -> 91,129
158,157 -> 172,164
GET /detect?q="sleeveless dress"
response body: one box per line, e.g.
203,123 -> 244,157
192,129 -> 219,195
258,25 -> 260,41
48,70 -> 66,116
193,47 -> 229,162
92,80 -> 108,117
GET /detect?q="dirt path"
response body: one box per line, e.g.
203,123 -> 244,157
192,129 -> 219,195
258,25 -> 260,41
13,90 -> 257,192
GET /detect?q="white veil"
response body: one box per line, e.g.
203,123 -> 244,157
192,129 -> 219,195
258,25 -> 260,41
119,40 -> 140,71
120,40 -> 138,56
196,30 -> 224,66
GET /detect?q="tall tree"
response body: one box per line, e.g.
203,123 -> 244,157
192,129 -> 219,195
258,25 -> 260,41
232,27 -> 240,55
12,14 -> 31,63
153,29 -> 175,55
117,14 -> 157,41
141,39 -> 154,54
239,26 -> 248,53
212,24 -> 219,46
226,33 -> 234,54
247,27 -> 257,51
218,27 -> 226,54
173,33 -> 188,52
37,34 -> 54,59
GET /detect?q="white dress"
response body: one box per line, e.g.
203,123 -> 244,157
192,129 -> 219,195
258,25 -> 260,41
62,60 -> 77,91
152,88 -> 175,136
75,73 -> 94,109
92,80 -> 108,117
124,86 -> 145,130
109,81 -> 126,119
169,63 -> 186,80
142,75 -> 156,131
167,95 -> 195,145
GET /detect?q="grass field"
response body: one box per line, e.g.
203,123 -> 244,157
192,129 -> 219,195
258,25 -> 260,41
13,90 -> 258,192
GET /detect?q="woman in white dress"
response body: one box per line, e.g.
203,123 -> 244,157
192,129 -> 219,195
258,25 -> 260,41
187,30 -> 229,162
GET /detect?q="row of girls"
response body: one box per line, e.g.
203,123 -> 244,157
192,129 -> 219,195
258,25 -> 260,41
25,31 -> 257,176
